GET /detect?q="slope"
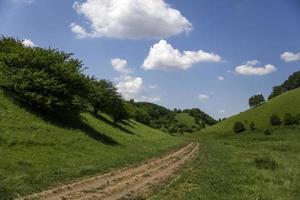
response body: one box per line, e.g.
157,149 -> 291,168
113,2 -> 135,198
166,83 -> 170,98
0,91 -> 186,199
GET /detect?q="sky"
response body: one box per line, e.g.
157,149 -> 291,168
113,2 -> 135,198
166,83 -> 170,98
0,0 -> 300,119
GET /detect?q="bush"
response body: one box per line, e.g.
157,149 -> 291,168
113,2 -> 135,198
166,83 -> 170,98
283,113 -> 297,126
0,37 -> 89,116
255,157 -> 278,170
296,114 -> 300,125
233,121 -> 246,133
249,121 -> 256,131
270,114 -> 281,126
264,128 -> 272,136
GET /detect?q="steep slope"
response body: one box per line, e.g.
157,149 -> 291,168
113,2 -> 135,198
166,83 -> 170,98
0,91 -> 185,199
206,88 -> 300,133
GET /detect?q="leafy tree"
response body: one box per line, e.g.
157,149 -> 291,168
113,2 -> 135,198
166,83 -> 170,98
270,114 -> 281,126
249,121 -> 256,131
249,94 -> 265,107
88,78 -> 128,123
283,113 -> 297,126
269,71 -> 300,99
0,37 -> 89,115
134,110 -> 150,125
233,121 -> 246,133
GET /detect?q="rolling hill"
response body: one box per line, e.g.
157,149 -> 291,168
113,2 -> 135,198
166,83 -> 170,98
0,91 -> 187,199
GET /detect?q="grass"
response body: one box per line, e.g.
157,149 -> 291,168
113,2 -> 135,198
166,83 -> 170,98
176,113 -> 197,127
0,91 -> 187,199
208,88 -> 300,133
150,89 -> 300,200
150,128 -> 300,200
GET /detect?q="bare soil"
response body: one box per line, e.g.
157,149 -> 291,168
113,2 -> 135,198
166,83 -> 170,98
20,142 -> 199,200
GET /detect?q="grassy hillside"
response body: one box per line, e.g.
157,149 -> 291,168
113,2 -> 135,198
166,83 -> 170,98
208,88 -> 300,133
0,91 -> 186,199
150,89 -> 300,200
175,113 -> 196,127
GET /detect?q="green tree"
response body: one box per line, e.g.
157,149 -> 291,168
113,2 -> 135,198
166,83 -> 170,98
233,121 -> 246,133
270,114 -> 281,126
283,113 -> 297,126
249,121 -> 256,131
249,94 -> 265,107
0,37 -> 89,115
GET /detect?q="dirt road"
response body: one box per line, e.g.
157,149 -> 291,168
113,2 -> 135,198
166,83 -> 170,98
21,142 -> 199,200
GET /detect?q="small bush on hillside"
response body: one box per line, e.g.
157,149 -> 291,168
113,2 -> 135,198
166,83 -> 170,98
249,121 -> 256,131
296,114 -> 300,125
283,113 -> 297,126
233,121 -> 246,133
255,157 -> 278,170
270,114 -> 281,126
264,128 -> 272,136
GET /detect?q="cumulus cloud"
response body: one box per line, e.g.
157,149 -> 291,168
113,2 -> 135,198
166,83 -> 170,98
111,58 -> 133,74
22,39 -> 35,47
112,59 -> 160,102
142,40 -> 222,71
280,52 -> 300,62
217,76 -> 225,81
71,0 -> 192,39
235,60 -> 276,76
198,94 -> 209,101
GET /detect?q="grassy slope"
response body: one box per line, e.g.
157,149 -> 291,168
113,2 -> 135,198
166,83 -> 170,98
150,89 -> 300,200
175,113 -> 196,127
0,91 -> 186,199
208,88 -> 300,132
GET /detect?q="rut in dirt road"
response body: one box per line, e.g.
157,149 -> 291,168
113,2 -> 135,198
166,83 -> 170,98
21,142 -> 199,200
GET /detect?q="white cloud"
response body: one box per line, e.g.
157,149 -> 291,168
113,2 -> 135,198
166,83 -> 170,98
112,59 -> 160,102
280,52 -> 300,62
142,40 -> 222,71
218,109 -> 226,114
235,60 -> 276,76
111,58 -> 133,74
217,76 -> 225,81
12,0 -> 34,3
198,94 -> 209,101
149,85 -> 158,89
71,0 -> 192,39
22,39 -> 35,47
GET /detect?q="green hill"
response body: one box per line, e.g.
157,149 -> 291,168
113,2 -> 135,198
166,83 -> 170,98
151,88 -> 300,200
206,88 -> 300,133
0,91 -> 186,199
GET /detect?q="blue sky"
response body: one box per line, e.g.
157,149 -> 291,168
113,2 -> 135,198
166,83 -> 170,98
0,0 -> 300,119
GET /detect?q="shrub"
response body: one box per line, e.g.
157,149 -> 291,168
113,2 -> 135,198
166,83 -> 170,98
264,128 -> 272,136
249,121 -> 256,131
0,37 -> 89,116
255,157 -> 278,170
233,121 -> 246,133
283,113 -> 297,126
270,114 -> 281,126
296,114 -> 300,125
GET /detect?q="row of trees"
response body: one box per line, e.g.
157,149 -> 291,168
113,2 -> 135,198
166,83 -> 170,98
0,37 -> 128,122
270,113 -> 300,126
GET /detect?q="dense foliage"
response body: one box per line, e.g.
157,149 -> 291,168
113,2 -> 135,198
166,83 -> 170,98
249,94 -> 265,107
88,78 -> 128,122
269,71 -> 300,99
183,108 -> 217,126
233,121 -> 246,133
270,114 -> 281,126
0,37 -> 89,115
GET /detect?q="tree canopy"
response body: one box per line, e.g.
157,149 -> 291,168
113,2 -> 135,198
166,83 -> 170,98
249,94 -> 265,107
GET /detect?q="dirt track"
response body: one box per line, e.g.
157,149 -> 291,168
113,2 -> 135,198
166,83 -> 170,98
20,142 -> 199,200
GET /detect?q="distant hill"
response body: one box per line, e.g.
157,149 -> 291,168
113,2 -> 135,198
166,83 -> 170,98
124,101 -> 217,134
205,88 -> 300,133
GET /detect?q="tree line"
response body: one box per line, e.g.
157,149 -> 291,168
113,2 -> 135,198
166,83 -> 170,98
0,37 -> 128,123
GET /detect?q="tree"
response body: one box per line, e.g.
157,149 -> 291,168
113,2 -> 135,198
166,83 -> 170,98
233,121 -> 246,133
283,113 -> 297,126
88,78 -> 128,123
249,94 -> 265,107
270,114 -> 281,126
249,121 -> 256,131
296,114 -> 300,125
0,37 -> 89,116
